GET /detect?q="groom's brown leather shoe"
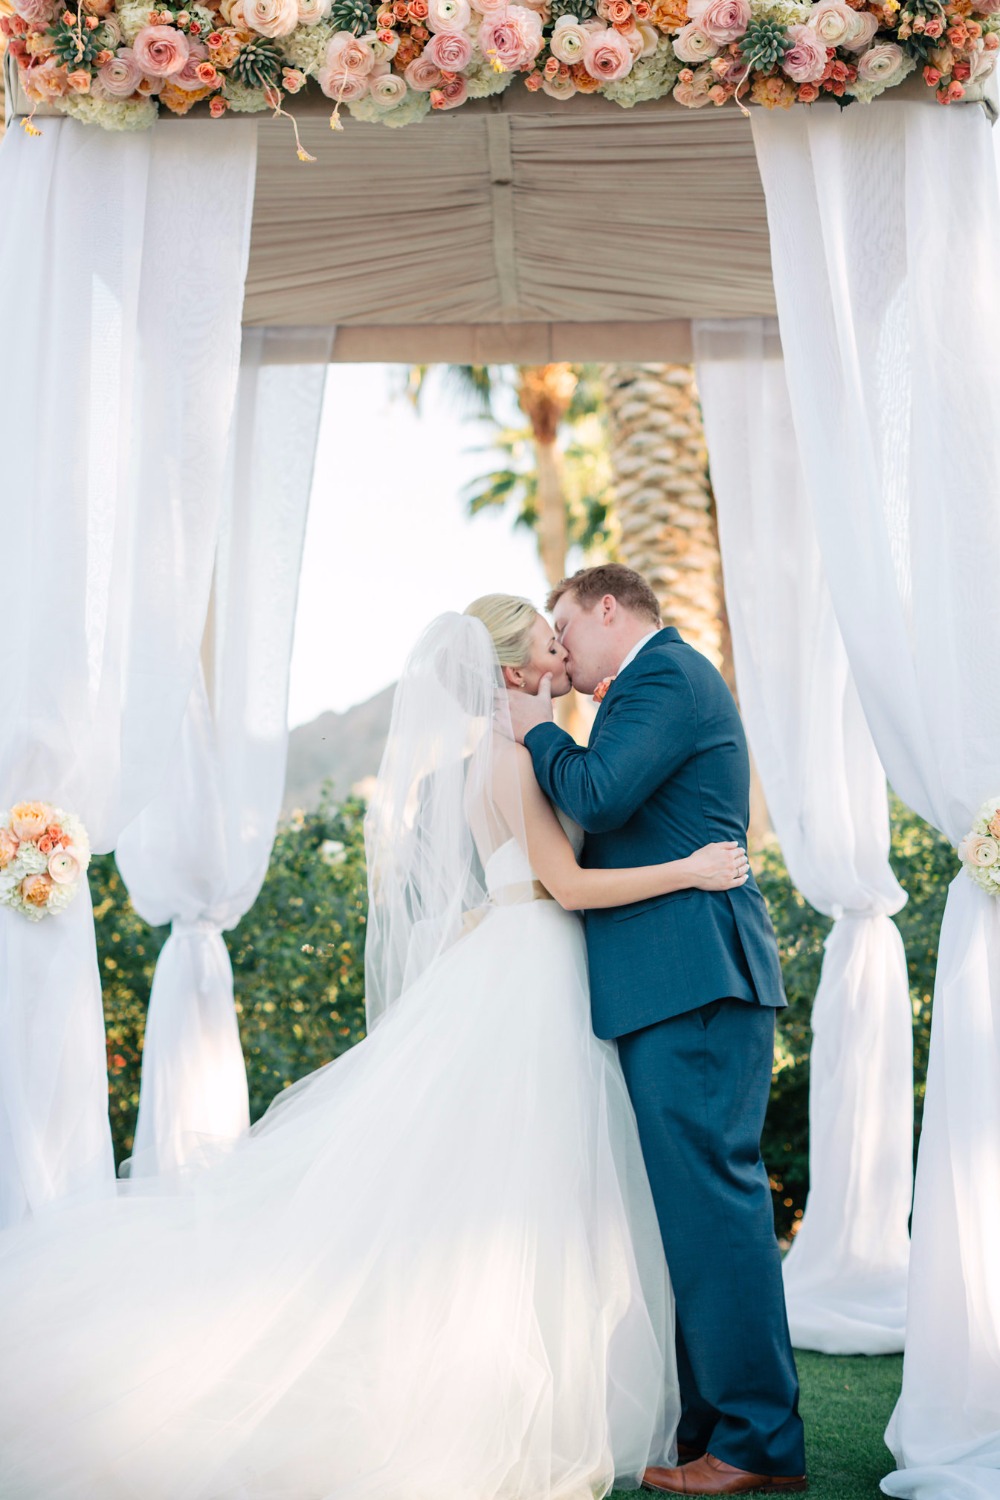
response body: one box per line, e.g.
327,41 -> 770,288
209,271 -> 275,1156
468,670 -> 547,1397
642,1454 -> 808,1495
676,1443 -> 705,1465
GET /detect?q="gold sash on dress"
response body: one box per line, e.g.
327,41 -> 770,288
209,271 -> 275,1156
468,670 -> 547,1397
461,880 -> 556,935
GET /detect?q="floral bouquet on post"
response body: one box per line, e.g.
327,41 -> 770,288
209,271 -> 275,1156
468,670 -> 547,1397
0,801 -> 92,921
958,797 -> 1000,896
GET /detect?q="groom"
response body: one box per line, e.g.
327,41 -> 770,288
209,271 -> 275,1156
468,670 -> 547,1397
508,564 -> 806,1497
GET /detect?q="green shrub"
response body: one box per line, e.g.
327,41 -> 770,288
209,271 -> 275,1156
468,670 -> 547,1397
758,797 -> 953,1238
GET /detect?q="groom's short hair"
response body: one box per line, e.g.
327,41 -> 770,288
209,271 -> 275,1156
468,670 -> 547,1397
547,565 -> 661,625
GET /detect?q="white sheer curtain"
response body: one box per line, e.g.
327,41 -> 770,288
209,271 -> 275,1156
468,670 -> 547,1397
752,103 -> 1000,1498
116,328 -> 333,1177
694,316 -> 912,1356
0,119 -> 257,1228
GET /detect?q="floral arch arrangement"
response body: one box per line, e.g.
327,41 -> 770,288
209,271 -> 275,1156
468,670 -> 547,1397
2,0 -> 997,136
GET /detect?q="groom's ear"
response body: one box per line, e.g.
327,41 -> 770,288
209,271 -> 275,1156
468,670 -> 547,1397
601,594 -> 618,626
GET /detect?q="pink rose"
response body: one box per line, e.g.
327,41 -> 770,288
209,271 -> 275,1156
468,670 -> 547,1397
477,5 -> 543,68
549,14 -> 588,61
430,71 -> 467,104
326,29 -> 377,71
94,46 -> 144,96
673,20 -> 718,59
243,0 -> 298,33
687,0 -> 749,42
426,27 -> 472,66
842,10 -> 877,49
581,23 -> 633,77
169,37 -> 210,88
781,23 -> 828,81
404,51 -> 444,86
318,64 -> 369,96
856,39 -> 906,83
47,849 -> 82,885
132,23 -> 191,74
13,0 -> 57,24
426,0 -> 470,28
619,22 -> 644,56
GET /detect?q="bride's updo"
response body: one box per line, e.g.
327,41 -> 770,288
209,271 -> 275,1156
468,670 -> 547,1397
464,594 -> 537,667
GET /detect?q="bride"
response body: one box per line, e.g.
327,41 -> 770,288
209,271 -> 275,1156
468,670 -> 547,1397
0,596 -> 749,1500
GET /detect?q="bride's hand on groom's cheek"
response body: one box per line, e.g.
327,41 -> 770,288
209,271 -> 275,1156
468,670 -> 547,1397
506,675 -> 554,744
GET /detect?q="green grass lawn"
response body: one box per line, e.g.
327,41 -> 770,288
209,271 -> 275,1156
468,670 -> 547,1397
613,1351 -> 903,1500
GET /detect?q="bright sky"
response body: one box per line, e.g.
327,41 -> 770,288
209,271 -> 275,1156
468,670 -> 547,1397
288,365 -> 551,728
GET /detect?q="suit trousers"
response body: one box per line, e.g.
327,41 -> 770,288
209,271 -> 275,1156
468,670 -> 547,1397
616,998 -> 806,1478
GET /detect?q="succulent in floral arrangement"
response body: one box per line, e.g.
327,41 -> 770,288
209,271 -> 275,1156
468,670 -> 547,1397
548,0 -> 598,21
230,33 -> 284,86
328,0 -> 376,31
738,13 -> 791,69
48,13 -> 103,66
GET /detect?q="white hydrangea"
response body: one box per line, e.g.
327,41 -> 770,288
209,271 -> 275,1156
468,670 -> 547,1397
464,51 -> 516,96
118,0 -> 155,42
749,0 -> 809,24
347,87 -> 432,124
281,18 -> 335,72
190,4 -> 217,31
601,37 -> 680,105
846,47 -> 915,101
223,78 -> 272,109
61,93 -> 159,129
16,845 -> 48,875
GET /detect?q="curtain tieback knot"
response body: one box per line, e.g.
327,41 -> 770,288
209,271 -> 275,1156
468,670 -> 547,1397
171,918 -> 222,939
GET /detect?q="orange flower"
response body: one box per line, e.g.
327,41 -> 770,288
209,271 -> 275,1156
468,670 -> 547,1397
159,80 -> 212,110
20,874 -> 52,909
593,675 -> 615,704
648,0 -> 686,30
10,801 -> 51,841
0,829 -> 19,870
570,59 -> 602,88
67,67 -> 91,90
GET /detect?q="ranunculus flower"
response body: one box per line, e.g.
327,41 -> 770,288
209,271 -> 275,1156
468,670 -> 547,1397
9,802 -> 52,841
687,0 -> 749,42
430,71 -> 467,104
0,829 -> 18,869
470,0 -> 511,13
318,63 -> 369,96
13,0 -> 57,24
132,23 -> 191,74
95,46 -> 144,95
672,20 -> 719,60
477,5 -> 542,68
582,23 -> 633,77
169,37 -> 209,88
781,23 -> 827,81
426,0 -> 470,28
426,26 -> 472,66
20,874 -> 52,908
47,850 -> 81,885
809,0 -> 855,47
369,69 -> 408,103
244,0 -> 298,33
960,832 -> 1000,866
326,29 -> 377,70
549,14 -> 588,61
841,10 -> 877,49
857,40 -> 906,83
404,51 -> 444,86
296,0 -> 330,20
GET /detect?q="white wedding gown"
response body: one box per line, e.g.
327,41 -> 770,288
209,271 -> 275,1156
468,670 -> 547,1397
0,823 -> 678,1500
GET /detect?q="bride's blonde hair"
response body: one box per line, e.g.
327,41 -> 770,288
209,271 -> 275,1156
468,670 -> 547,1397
464,594 -> 538,668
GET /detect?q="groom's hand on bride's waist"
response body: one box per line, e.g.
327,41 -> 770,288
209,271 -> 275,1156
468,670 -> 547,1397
508,675 -> 554,744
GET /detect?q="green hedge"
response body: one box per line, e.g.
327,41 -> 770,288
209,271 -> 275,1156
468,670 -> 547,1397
94,793 -> 954,1237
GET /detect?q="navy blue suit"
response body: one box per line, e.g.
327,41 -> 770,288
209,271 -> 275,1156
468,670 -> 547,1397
525,629 -> 805,1478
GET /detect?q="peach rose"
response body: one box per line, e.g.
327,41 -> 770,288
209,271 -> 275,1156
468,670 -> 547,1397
597,0 -> 633,21
282,63 -> 307,88
477,5 -> 543,67
94,46 -> 144,95
426,26 -> 472,66
960,832 -> 1000,867
20,874 -> 52,909
47,849 -> 82,885
581,22 -> 633,76
570,58 -> 602,88
673,19 -> 718,58
550,14 -> 588,61
0,829 -> 19,869
430,71 -> 467,103
426,0 -> 470,28
21,59 -> 72,100
132,23 -> 191,73
326,29 -> 377,70
781,23 -> 828,80
209,92 -> 228,112
541,68 -> 577,94
687,0 -> 749,42
10,803 -> 52,841
243,0 -> 298,33
318,63 -> 369,95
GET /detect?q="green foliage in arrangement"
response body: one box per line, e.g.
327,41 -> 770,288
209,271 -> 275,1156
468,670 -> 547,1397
95,790 -> 953,1241
94,796 -> 369,1166
759,796 -> 953,1239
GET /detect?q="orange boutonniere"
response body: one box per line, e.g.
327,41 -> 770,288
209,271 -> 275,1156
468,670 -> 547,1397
593,676 -> 615,704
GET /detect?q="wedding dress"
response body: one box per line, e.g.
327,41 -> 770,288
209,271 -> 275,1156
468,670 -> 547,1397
0,614 -> 679,1500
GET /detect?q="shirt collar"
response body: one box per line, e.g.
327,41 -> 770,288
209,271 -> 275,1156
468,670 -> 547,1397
616,628 -> 662,679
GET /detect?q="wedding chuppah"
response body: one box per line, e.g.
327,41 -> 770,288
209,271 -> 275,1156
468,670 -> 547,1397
2,9 -> 1000,1493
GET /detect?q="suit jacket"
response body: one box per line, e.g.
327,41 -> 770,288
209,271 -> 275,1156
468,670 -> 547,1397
524,628 -> 786,1040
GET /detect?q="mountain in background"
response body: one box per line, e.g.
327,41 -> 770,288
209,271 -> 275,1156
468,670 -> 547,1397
283,684 -> 396,817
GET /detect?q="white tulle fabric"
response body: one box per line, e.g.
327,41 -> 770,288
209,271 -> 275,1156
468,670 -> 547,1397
0,613 -> 677,1500
693,317 -> 912,1356
0,119 -> 257,1227
115,327 -> 332,1176
752,103 -> 1000,1497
